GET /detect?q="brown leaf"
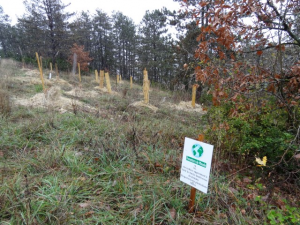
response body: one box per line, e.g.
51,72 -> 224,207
84,211 -> 94,217
276,199 -> 285,209
154,162 -> 162,168
198,134 -> 205,142
169,208 -> 176,220
256,50 -> 263,56
219,213 -> 227,219
241,209 -> 246,215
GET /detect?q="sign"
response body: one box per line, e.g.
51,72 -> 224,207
180,137 -> 214,194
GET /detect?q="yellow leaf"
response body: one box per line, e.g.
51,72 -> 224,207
255,156 -> 267,166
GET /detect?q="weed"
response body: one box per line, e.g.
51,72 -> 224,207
34,84 -> 44,93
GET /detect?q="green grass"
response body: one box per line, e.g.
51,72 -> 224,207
0,61 -> 299,224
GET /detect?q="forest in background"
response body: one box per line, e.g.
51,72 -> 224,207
0,0 -> 198,90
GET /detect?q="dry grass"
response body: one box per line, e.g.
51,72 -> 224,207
0,89 -> 11,116
0,59 -> 299,224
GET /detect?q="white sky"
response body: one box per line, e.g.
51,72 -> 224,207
0,0 -> 181,25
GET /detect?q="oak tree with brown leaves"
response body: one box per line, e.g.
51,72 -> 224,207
182,0 -> 300,130
68,43 -> 93,72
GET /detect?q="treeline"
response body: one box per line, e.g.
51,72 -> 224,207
0,0 -> 198,89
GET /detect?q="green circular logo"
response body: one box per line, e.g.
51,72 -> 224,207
192,144 -> 203,158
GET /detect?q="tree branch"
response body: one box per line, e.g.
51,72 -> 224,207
267,0 -> 300,46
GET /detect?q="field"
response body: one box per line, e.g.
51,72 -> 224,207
0,59 -> 299,224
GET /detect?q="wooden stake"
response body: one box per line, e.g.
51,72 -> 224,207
117,74 -> 119,84
50,62 -> 52,72
99,70 -> 104,88
188,134 -> 205,213
35,52 -> 45,91
78,63 -> 81,83
105,72 -> 112,93
188,187 -> 197,213
192,84 -> 197,108
55,63 -> 59,79
143,68 -> 148,80
143,69 -> 149,104
130,76 -> 133,89
40,56 -> 43,70
95,70 -> 98,82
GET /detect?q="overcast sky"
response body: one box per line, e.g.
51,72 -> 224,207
0,0 -> 181,25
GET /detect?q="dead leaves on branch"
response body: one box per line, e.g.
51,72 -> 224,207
189,0 -> 300,111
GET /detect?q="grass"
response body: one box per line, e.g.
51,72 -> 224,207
0,59 -> 299,224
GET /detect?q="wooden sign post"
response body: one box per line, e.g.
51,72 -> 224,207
189,187 -> 197,213
189,134 -> 205,212
130,76 -> 133,89
78,63 -> 81,83
180,135 -> 213,213
35,52 -> 45,91
99,70 -> 104,88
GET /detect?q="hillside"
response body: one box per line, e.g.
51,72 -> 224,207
0,59 -> 299,224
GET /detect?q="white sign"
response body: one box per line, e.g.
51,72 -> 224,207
180,137 -> 214,194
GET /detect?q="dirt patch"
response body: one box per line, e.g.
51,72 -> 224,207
129,101 -> 158,113
65,87 -> 102,99
13,86 -> 97,113
168,101 -> 206,113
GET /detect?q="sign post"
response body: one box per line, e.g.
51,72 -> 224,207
180,137 -> 214,212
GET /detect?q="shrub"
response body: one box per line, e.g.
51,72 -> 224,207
204,99 -> 298,173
